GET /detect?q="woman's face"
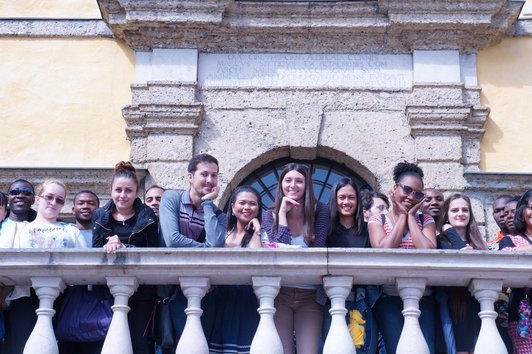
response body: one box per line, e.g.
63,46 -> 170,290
394,175 -> 424,211
525,198 -> 532,228
111,177 -> 138,211
336,185 -> 357,218
37,183 -> 66,220
447,198 -> 470,230
232,191 -> 260,225
0,203 -> 6,221
281,170 -> 306,201
368,197 -> 389,217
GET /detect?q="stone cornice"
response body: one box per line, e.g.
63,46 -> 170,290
0,19 -> 112,38
464,171 -> 532,193
97,0 -> 524,52
407,105 -> 488,137
122,103 -> 204,137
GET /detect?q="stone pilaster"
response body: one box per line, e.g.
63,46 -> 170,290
123,49 -> 204,189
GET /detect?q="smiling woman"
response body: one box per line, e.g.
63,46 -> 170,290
91,161 -> 159,354
7,179 -> 86,354
367,161 -> 437,354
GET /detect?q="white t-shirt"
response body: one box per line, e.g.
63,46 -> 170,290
14,222 -> 86,249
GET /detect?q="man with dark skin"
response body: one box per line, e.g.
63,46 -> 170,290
71,190 -> 100,247
0,179 -> 36,354
503,197 -> 520,236
421,188 -> 445,224
0,179 -> 36,247
491,195 -> 512,246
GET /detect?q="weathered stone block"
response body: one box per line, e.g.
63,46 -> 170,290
418,162 -> 466,190
146,134 -> 194,162
414,136 -> 462,161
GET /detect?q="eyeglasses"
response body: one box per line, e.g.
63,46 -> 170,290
40,194 -> 66,205
397,183 -> 425,200
8,188 -> 34,197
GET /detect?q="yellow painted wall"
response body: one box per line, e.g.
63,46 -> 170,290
0,0 -> 101,19
0,38 -> 134,167
478,37 -> 532,172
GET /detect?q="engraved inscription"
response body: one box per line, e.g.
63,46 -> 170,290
199,53 -> 412,88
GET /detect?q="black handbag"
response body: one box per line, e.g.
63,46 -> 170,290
55,285 -> 113,342
151,285 -> 178,349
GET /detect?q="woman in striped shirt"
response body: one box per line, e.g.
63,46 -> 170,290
368,161 -> 437,354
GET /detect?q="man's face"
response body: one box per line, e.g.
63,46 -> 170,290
421,189 -> 444,219
503,201 -> 518,234
493,198 -> 510,230
7,181 -> 35,218
145,188 -> 164,217
188,162 -> 219,198
72,192 -> 99,224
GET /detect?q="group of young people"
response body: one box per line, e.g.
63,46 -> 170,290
0,154 -> 530,354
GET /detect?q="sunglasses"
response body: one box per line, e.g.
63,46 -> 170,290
8,188 -> 34,197
40,194 -> 66,205
397,183 -> 425,200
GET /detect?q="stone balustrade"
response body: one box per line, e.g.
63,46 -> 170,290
2,248 -> 530,354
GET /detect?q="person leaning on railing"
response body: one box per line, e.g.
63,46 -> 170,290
92,161 -> 159,354
436,193 -> 487,354
261,162 -> 329,354
368,161 -> 437,354
499,189 -> 532,353
8,179 -> 86,354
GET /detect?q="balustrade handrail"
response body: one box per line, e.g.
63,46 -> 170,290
0,248 -> 530,288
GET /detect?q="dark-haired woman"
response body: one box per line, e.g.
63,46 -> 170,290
437,194 -> 486,354
368,162 -> 437,354
92,161 -> 159,354
209,185 -> 263,353
262,163 -> 329,354
499,189 -> 532,353
323,178 -> 378,353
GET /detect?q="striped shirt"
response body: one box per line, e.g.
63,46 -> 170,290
368,213 -> 434,249
179,191 -> 205,241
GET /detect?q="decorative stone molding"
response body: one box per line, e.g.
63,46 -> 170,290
464,171 -> 532,193
97,0 -> 524,52
0,19 -> 113,38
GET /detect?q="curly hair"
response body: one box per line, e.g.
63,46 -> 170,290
392,161 -> 424,184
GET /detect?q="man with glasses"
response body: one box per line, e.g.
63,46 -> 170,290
0,179 -> 36,248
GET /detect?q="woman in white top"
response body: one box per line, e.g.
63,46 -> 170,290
8,179 -> 85,354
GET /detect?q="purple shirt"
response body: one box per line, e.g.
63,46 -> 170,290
261,202 -> 329,247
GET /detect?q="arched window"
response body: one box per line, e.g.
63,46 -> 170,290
231,157 -> 371,211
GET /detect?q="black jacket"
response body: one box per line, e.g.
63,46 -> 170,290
92,198 -> 159,248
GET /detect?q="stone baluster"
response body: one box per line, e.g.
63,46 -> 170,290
323,276 -> 356,354
175,277 -> 210,354
470,279 -> 507,354
250,276 -> 283,354
101,276 -> 138,354
23,277 -> 65,354
396,278 -> 429,354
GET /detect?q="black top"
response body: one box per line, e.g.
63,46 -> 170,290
92,198 -> 159,248
327,222 -> 370,248
437,227 -> 467,250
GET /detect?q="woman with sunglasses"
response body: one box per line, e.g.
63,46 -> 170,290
262,163 -> 329,354
368,161 -> 437,354
499,189 -> 532,353
92,161 -> 159,354
8,179 -> 86,354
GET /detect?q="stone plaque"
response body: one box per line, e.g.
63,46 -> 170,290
198,53 -> 412,88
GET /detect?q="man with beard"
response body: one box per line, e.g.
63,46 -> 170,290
0,179 -> 36,248
71,190 -> 100,247
421,188 -> 445,224
158,153 -> 226,352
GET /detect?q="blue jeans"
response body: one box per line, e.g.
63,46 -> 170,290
373,294 -> 436,354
